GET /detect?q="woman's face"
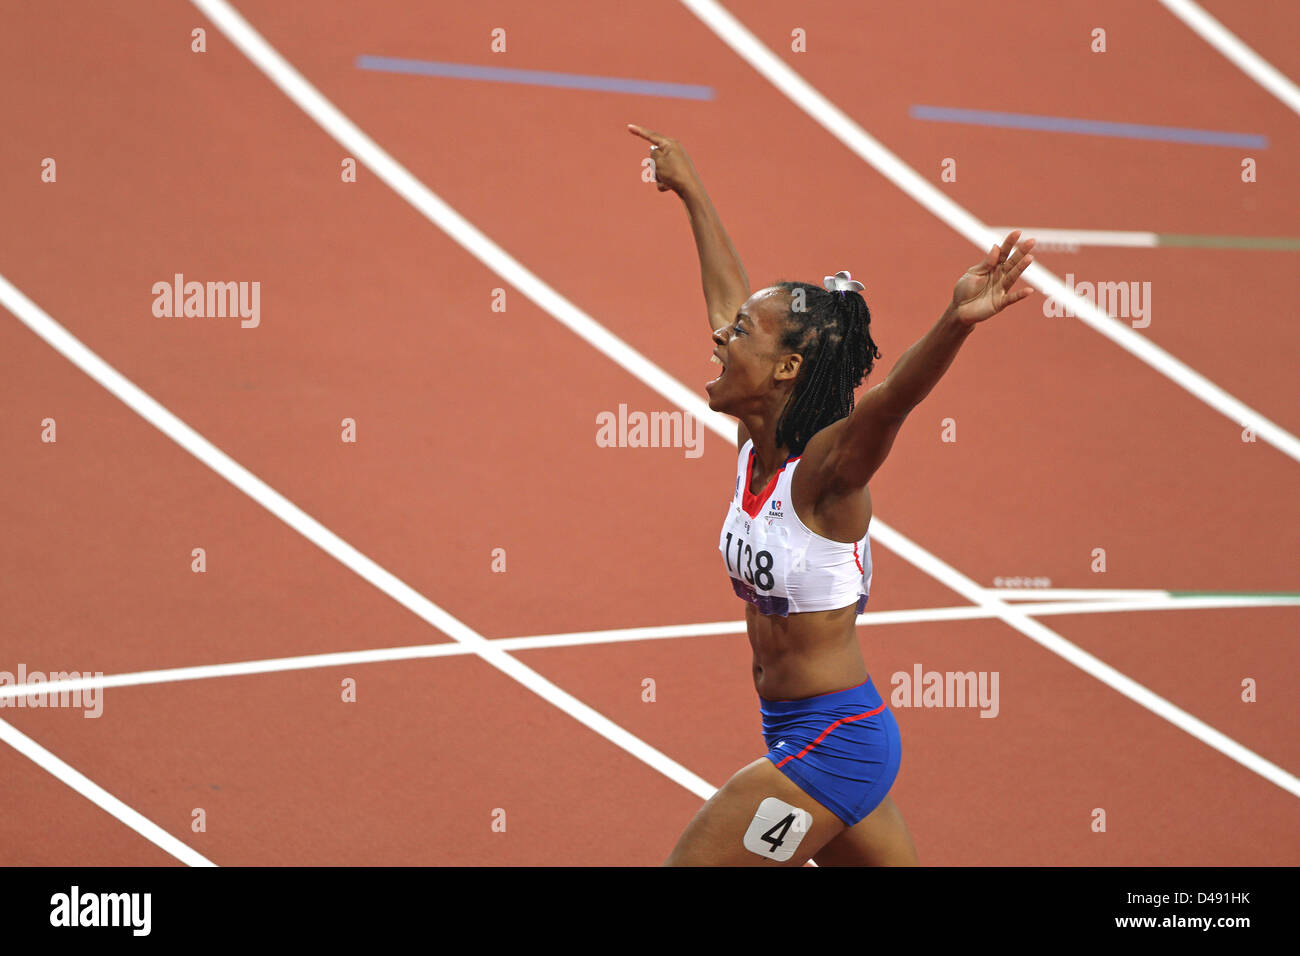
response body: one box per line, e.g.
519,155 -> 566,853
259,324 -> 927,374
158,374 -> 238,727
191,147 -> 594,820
706,287 -> 801,415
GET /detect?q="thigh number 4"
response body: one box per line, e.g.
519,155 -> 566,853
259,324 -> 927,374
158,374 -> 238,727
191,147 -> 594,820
742,797 -> 812,862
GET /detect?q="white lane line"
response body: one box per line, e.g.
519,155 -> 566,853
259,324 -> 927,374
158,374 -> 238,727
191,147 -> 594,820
0,606 -> 987,708
0,271 -> 716,810
0,717 -> 215,866
989,588 -> 1173,601
1157,0 -> 1300,117
988,227 -> 1300,252
0,642 -> 470,701
869,524 -> 1300,797
189,0 -> 718,435
992,587 -> 1300,602
1011,595 -> 1300,615
504,594 -> 1300,638
0,610 -> 989,706
988,228 -> 1159,249
4,594 -> 1295,703
677,0 -> 1300,465
499,605 -> 992,647
0,609 -> 992,706
186,0 -> 1300,799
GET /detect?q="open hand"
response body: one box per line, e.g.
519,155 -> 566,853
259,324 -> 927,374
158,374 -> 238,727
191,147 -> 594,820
949,231 -> 1036,325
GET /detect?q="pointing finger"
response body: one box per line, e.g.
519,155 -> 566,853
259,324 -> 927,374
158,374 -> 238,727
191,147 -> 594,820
627,124 -> 669,146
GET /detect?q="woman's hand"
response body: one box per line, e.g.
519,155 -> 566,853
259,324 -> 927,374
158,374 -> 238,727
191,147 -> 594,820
627,124 -> 750,332
627,124 -> 700,195
949,230 -> 1036,325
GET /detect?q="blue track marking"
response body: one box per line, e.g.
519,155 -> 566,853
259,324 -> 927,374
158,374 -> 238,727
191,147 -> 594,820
910,105 -> 1268,148
356,55 -> 714,101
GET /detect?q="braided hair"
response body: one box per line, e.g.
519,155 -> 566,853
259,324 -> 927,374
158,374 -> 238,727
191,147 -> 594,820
772,282 -> 881,456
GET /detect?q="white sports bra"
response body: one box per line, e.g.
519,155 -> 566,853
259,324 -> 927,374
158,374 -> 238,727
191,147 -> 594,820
719,439 -> 872,617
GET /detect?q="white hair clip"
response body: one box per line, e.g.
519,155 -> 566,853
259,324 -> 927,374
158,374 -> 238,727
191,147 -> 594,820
823,271 -> 865,293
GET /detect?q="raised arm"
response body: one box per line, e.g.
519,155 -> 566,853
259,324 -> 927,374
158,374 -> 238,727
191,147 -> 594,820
814,231 -> 1036,494
628,124 -> 749,331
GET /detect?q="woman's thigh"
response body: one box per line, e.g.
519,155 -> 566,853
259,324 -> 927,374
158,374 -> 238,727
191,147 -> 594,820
812,794 -> 919,866
664,758 -> 847,866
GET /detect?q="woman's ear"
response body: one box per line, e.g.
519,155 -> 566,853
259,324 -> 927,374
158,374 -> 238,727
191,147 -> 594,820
774,352 -> 802,384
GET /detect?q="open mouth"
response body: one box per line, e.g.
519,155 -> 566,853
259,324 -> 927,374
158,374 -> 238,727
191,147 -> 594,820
707,352 -> 726,387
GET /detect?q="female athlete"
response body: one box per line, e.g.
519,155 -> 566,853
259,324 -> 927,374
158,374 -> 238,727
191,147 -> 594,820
628,124 -> 1036,866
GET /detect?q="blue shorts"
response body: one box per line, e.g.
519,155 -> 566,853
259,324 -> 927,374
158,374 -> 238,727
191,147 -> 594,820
760,677 -> 901,827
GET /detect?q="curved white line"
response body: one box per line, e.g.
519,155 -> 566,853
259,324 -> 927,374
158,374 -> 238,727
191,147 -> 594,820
677,0 -> 1300,465
1157,0 -> 1300,117
184,0 -> 1300,800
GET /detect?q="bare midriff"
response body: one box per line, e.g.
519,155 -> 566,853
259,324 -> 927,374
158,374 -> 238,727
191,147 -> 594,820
746,600 -> 869,700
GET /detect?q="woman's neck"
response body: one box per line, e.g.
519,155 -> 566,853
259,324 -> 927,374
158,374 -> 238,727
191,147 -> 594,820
741,415 -> 790,481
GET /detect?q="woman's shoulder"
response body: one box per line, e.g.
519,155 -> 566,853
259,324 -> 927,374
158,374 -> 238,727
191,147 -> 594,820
789,420 -> 872,537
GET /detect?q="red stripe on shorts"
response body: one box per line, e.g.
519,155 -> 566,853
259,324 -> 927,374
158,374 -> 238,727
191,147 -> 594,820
774,702 -> 887,769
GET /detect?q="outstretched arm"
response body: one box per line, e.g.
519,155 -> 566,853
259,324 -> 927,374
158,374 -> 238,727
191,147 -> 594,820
814,231 -> 1036,495
628,124 -> 749,331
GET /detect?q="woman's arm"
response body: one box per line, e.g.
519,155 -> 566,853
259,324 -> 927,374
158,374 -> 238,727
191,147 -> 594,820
628,125 -> 749,331
810,231 -> 1036,495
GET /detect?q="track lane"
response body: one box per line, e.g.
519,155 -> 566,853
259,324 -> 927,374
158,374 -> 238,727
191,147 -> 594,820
1044,606 -> 1300,773
717,0 -> 1300,438
1187,0 -> 1300,93
0,314 -> 453,676
0,743 -> 181,866
211,0 -> 1300,602
0,659 -> 706,865
1,0 -> 863,643
5,0 -> 1294,868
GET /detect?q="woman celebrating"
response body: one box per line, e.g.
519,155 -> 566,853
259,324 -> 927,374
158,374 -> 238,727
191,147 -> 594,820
628,124 -> 1035,867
